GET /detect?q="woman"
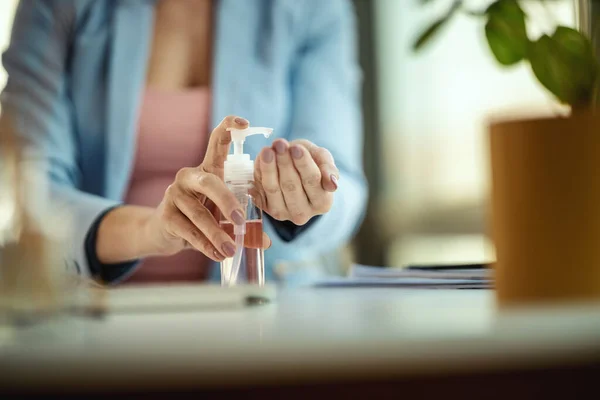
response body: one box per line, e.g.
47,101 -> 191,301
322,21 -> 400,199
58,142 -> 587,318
0,0 -> 367,284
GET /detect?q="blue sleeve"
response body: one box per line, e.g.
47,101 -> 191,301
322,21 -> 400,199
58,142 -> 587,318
263,0 -> 368,261
1,0 -> 120,279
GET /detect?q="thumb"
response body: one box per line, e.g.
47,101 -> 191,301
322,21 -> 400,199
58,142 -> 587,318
201,115 -> 249,176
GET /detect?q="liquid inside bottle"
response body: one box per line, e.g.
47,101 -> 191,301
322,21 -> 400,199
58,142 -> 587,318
220,182 -> 265,286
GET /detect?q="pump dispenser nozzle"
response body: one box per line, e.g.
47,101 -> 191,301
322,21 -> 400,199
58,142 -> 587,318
225,127 -> 272,183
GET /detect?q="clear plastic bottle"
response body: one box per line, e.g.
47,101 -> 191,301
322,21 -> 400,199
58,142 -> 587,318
219,181 -> 265,286
220,127 -> 272,287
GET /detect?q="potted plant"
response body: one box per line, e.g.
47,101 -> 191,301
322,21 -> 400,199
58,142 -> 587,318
414,0 -> 600,306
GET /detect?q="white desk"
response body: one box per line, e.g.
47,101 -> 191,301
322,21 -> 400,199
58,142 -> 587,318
1,287 -> 600,397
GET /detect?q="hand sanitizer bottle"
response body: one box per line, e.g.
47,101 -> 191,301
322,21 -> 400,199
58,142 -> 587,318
220,126 -> 272,287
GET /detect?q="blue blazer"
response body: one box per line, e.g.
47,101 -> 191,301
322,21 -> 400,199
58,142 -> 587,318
1,0 -> 367,283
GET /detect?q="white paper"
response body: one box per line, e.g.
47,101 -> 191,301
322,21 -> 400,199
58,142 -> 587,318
312,264 -> 492,289
350,264 -> 492,280
314,277 -> 491,289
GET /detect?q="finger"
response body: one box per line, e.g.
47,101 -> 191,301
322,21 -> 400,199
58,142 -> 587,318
274,139 -> 312,226
259,146 -> 287,221
202,115 -> 249,176
173,192 -> 237,259
289,144 -> 328,210
313,147 -> 339,192
263,232 -> 272,249
290,140 -> 339,192
254,232 -> 272,250
253,149 -> 266,209
166,208 -> 225,262
319,165 -> 339,192
242,232 -> 272,250
175,168 -> 246,226
249,182 -> 266,210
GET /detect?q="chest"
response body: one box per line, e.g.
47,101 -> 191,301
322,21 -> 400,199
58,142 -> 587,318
146,0 -> 214,89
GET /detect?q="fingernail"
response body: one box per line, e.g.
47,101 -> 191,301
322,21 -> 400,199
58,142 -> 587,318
290,146 -> 303,160
331,175 -> 338,190
222,242 -> 236,258
274,140 -> 287,155
234,117 -> 249,125
263,149 -> 274,163
231,210 -> 245,225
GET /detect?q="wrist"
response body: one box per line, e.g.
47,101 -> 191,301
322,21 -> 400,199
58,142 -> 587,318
138,209 -> 169,257
139,208 -> 184,257
96,205 -> 159,263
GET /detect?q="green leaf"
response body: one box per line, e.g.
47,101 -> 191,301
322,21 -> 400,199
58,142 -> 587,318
528,35 -> 570,103
412,1 -> 460,52
553,27 -> 599,106
413,17 -> 449,51
484,0 -> 528,66
552,26 -> 595,69
485,0 -> 524,16
528,29 -> 599,106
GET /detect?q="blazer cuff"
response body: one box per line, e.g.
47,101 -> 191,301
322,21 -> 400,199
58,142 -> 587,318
265,214 -> 321,243
84,205 -> 139,284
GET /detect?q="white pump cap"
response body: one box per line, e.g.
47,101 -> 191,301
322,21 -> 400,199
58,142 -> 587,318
225,127 -> 273,182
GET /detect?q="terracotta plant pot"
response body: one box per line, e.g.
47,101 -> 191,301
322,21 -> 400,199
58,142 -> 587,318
489,112 -> 600,307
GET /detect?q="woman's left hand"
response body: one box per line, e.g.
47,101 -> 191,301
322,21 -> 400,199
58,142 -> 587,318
254,139 -> 339,225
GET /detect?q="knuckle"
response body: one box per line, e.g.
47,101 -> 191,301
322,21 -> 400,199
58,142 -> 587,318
309,198 -> 325,211
204,228 -> 222,245
217,134 -> 231,146
291,212 -> 309,226
192,232 -> 212,251
302,173 -> 322,188
223,115 -> 237,125
175,167 -> 192,182
188,227 -> 203,242
269,210 -> 285,221
316,148 -> 334,164
281,180 -> 298,193
191,207 -> 210,224
197,172 -> 216,187
264,184 -> 281,196
210,156 -> 226,169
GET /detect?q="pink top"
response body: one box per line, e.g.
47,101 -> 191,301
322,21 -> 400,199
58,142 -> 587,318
123,87 -> 212,283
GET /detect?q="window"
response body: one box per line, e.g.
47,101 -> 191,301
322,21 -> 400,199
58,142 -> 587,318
374,0 -> 574,265
0,0 -> 18,95
0,0 -> 18,240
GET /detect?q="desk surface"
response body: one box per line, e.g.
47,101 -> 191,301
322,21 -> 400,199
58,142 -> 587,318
1,287 -> 600,393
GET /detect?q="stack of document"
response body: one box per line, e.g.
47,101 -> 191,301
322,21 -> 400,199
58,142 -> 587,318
314,264 -> 493,289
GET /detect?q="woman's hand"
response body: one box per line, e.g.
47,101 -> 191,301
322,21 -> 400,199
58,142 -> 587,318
143,116 -> 271,261
255,139 -> 339,225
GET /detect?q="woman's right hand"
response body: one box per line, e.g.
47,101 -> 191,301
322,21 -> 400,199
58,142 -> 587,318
142,116 -> 270,261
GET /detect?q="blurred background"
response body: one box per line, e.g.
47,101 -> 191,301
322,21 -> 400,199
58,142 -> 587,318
0,0 -> 576,269
352,0 -> 573,268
